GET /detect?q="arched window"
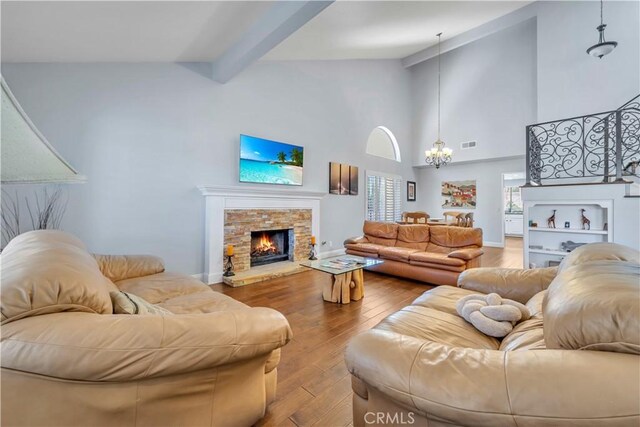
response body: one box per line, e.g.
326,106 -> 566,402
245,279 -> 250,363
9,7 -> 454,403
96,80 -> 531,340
366,126 -> 401,162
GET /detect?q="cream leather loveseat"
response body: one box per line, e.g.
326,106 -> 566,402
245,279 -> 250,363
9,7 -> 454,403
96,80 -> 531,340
1,230 -> 292,427
345,242 -> 640,426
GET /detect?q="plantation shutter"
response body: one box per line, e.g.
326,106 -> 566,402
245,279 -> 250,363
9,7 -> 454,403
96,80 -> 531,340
366,173 -> 402,222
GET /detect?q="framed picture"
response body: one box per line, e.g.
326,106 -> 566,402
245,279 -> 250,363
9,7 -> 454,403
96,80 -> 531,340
442,180 -> 476,209
349,166 -> 358,195
329,162 -> 341,194
339,163 -> 350,195
407,181 -> 416,202
329,162 -> 358,196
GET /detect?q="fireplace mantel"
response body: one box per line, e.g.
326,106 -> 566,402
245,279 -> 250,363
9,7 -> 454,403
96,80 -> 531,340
198,185 -> 325,200
199,185 -> 325,284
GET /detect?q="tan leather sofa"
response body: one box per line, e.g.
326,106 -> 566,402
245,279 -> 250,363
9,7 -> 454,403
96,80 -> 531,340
344,221 -> 484,286
1,230 -> 292,427
345,242 -> 640,426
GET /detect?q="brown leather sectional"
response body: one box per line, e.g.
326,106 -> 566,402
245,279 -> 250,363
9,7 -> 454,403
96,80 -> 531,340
0,230 -> 292,426
345,242 -> 640,426
344,220 -> 484,285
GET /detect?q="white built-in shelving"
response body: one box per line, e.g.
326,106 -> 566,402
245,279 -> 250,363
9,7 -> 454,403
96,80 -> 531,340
523,200 -> 612,269
528,227 -> 608,235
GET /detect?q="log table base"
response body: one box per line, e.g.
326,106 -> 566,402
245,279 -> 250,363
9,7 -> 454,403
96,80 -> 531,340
322,268 -> 364,304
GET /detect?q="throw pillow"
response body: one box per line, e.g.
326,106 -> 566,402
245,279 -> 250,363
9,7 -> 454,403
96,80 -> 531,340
456,293 -> 531,338
110,291 -> 173,315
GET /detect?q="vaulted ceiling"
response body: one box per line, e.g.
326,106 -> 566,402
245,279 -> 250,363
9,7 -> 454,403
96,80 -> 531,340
1,1 -> 530,63
265,1 -> 530,60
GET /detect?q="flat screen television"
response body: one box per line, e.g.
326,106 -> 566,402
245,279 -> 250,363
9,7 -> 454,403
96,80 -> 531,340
239,134 -> 304,186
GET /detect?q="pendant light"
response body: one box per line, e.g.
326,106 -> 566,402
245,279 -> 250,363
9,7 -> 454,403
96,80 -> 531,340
586,0 -> 618,59
425,33 -> 452,169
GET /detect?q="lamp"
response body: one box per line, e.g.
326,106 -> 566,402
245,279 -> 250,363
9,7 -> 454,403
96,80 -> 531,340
1,77 -> 85,184
425,33 -> 452,169
586,0 -> 618,59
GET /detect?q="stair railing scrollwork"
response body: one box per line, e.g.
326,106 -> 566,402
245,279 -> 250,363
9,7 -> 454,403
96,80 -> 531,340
525,95 -> 640,186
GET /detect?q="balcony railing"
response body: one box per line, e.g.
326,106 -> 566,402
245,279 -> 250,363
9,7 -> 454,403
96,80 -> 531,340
525,95 -> 640,186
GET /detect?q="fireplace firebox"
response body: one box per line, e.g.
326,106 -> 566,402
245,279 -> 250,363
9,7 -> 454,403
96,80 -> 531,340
250,229 -> 294,267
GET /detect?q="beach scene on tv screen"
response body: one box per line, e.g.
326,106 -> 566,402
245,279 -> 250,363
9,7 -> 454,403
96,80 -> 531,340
240,135 -> 303,186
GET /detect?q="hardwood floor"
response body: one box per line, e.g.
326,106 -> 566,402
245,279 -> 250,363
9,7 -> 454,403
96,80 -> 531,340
481,237 -> 523,269
210,238 -> 523,427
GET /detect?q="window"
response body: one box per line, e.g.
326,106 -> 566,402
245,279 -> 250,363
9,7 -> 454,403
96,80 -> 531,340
366,126 -> 401,162
366,172 -> 402,222
504,186 -> 523,214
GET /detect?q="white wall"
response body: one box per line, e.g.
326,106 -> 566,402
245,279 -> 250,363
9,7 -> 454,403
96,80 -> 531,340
536,0 -> 640,121
1,61 -> 414,275
410,18 -> 537,166
415,157 -> 525,246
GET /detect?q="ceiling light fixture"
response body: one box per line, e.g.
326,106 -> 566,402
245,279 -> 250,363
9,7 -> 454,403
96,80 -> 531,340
425,32 -> 452,169
586,0 -> 618,59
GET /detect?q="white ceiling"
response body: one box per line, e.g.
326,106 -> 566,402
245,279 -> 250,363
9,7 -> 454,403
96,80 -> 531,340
1,1 -> 274,62
1,1 -> 531,63
265,1 -> 531,60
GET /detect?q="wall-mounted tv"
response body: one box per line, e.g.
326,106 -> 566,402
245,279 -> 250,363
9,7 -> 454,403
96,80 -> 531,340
239,134 -> 304,186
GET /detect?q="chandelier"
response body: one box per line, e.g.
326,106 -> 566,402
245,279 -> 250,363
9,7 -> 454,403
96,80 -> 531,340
586,0 -> 618,59
425,33 -> 452,169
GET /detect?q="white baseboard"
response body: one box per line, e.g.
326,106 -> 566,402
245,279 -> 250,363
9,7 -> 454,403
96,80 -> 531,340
319,248 -> 346,258
483,241 -> 504,248
191,272 -> 223,285
200,271 -> 223,285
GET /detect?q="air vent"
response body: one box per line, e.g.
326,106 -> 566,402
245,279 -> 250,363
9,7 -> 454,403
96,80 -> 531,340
460,140 -> 477,150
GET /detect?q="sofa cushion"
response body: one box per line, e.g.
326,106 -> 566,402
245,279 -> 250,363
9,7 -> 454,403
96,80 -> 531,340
544,259 -> 640,354
158,289 -> 249,314
378,246 -> 420,262
429,226 -> 483,249
526,290 -> 546,319
411,286 -> 478,316
396,225 -> 429,250
363,221 -> 398,246
115,272 -> 210,304
374,305 -> 499,350
1,230 -> 116,325
409,252 -> 466,267
557,242 -> 640,274
345,249 -> 379,259
499,318 -> 545,351
344,242 -> 385,255
407,262 -> 466,273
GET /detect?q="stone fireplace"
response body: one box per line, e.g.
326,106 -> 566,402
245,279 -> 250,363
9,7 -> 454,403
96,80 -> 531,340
199,185 -> 324,284
224,209 -> 311,273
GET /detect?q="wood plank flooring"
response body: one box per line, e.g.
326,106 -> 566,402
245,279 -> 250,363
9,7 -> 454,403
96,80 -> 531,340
210,237 -> 523,427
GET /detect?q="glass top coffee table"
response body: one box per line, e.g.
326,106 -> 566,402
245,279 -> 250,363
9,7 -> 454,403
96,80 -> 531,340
300,255 -> 384,304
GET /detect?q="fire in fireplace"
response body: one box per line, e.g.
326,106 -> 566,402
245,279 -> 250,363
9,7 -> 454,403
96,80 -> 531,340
250,229 -> 294,267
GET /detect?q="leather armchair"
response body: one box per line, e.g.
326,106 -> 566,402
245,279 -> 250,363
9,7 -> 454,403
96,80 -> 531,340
345,242 -> 640,426
1,230 -> 292,427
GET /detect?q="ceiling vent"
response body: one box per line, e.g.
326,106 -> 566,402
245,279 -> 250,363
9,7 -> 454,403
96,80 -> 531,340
460,140 -> 477,150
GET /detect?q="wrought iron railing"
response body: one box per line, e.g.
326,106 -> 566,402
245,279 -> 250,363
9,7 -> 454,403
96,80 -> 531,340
525,95 -> 640,186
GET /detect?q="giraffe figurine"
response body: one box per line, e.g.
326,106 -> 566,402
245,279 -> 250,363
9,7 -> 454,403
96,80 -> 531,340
580,209 -> 591,230
547,209 -> 556,229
